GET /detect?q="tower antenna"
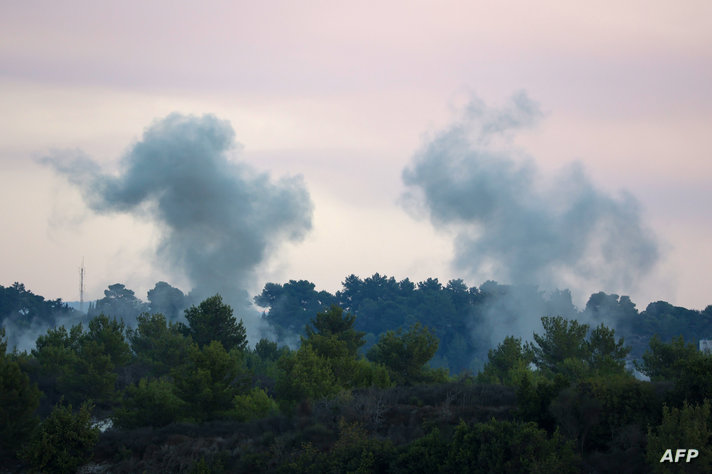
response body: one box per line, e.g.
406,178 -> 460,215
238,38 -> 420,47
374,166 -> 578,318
79,258 -> 85,313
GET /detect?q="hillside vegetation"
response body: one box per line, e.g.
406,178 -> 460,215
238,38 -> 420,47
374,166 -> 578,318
1,277 -> 711,472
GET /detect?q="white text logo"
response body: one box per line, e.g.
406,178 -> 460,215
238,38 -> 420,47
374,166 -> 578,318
660,449 -> 699,463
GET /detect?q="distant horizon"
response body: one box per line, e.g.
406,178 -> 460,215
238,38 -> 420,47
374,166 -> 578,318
44,275 -> 710,313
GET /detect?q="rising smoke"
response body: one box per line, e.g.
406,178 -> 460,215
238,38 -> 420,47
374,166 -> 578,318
403,92 -> 659,298
42,113 -> 313,340
402,93 -> 659,345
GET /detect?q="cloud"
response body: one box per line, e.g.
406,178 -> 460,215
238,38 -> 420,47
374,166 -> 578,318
42,113 -> 313,340
402,92 -> 659,296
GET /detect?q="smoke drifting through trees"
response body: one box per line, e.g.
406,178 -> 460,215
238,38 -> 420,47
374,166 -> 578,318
402,92 -> 659,297
42,113 -> 313,340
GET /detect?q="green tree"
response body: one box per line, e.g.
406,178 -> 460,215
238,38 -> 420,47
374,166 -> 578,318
299,305 -> 392,390
32,316 -> 129,407
477,336 -> 533,385
636,301 -> 712,346
68,316 -> 129,407
275,306 -> 391,409
286,419 -> 394,473
635,335 -> 700,382
586,323 -> 631,375
20,400 -> 100,474
183,295 -> 248,352
231,387 -> 278,422
276,344 -> 339,409
32,319 -> 126,407
527,316 -> 590,374
549,381 -> 604,455
113,377 -> 186,429
147,281 -> 187,322
70,335 -> 118,407
304,305 -> 366,359
32,325 -> 83,376
392,427 -> 449,473
367,323 -> 445,385
31,325 -> 83,405
127,312 -> 192,376
671,353 -> 712,406
172,340 -> 249,421
549,375 -> 662,466
255,280 -> 336,336
254,338 -> 283,361
88,283 -> 147,322
339,357 -> 391,389
443,419 -> 579,473
646,400 -> 712,473
85,314 -> 131,367
0,328 -> 40,460
244,338 -> 290,383
515,371 -> 569,432
0,282 -> 74,330
525,317 -> 630,381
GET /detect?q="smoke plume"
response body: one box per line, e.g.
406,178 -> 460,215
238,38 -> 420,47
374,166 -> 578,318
43,113 -> 313,339
403,93 -> 659,299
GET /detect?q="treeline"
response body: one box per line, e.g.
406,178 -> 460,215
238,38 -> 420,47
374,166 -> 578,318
0,281 -> 189,352
0,282 -> 76,328
2,292 -> 712,471
3,275 -> 711,369
255,274 -> 712,368
1,297 -> 445,471
1,277 -> 712,472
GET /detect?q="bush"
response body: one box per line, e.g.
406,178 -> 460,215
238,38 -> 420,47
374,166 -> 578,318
113,377 -> 186,428
231,387 -> 279,422
445,419 -> 579,473
646,399 -> 712,473
283,419 -> 394,473
20,400 -> 100,473
367,323 -> 441,385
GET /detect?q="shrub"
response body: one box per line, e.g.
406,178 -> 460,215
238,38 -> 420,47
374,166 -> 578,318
20,400 -> 100,473
113,377 -> 186,428
646,399 -> 712,473
231,387 -> 279,422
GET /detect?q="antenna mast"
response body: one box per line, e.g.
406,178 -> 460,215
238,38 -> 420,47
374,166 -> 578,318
79,258 -> 85,312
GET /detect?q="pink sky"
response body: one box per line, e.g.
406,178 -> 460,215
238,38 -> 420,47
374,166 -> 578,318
1,1 -> 711,310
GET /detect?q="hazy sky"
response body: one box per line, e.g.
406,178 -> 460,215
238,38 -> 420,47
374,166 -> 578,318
2,1 -> 711,311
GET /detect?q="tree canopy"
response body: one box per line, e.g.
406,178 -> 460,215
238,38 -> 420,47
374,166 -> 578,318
304,304 -> 366,359
527,316 -> 630,379
1,279 -> 711,472
182,294 -> 247,352
367,323 -> 444,384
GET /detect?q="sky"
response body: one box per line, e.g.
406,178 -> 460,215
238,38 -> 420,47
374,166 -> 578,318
1,0 -> 711,312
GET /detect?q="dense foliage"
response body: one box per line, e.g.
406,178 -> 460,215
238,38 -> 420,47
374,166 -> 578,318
20,400 -> 99,473
1,277 -> 710,472
256,274 -> 712,371
0,282 -> 74,328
